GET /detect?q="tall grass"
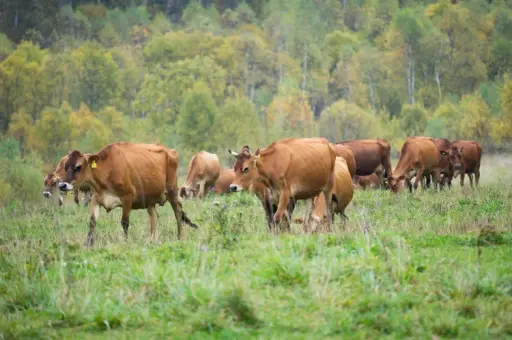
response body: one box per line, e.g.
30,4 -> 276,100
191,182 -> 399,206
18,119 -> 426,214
0,156 -> 511,338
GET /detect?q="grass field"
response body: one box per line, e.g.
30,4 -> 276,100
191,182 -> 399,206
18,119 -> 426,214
1,155 -> 511,338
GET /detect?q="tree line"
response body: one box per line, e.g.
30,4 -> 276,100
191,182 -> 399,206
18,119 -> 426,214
1,0 -> 511,170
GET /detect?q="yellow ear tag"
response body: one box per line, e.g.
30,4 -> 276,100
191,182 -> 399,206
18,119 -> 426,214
91,160 -> 97,169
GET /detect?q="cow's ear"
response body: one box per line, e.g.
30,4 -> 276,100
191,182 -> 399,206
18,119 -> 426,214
398,175 -> 406,180
440,150 -> 448,156
459,147 -> 464,153
87,154 -> 100,169
228,149 -> 238,157
242,145 -> 250,153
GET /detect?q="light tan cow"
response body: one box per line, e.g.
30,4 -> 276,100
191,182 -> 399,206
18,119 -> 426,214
254,138 -> 336,228
213,168 -> 235,194
388,137 -> 441,193
303,157 -> 354,232
332,144 -> 356,178
58,142 -> 197,246
180,151 -> 221,199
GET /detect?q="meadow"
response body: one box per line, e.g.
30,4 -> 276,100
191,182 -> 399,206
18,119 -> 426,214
1,155 -> 511,339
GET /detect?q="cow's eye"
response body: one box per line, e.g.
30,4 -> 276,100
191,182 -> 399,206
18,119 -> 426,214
74,165 -> 82,172
243,166 -> 249,173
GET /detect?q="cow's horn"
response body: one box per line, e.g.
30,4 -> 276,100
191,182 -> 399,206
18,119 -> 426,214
228,149 -> 238,156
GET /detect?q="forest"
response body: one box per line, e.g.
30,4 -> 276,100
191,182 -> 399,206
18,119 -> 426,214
1,0 -> 512,204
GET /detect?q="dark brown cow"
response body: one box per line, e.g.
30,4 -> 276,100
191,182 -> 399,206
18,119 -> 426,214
432,138 -> 454,188
254,138 -> 336,227
388,137 -> 441,193
332,144 -> 356,178
180,151 -> 221,199
58,143 -> 197,246
336,139 -> 391,187
212,168 -> 235,194
450,140 -> 482,188
228,146 -> 296,231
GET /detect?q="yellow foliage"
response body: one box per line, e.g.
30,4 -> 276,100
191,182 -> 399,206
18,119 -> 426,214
457,94 -> 490,140
265,94 -> 314,130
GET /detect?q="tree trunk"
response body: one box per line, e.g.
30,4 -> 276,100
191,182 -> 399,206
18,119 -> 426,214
301,48 -> 308,100
406,45 -> 415,105
368,77 -> 375,110
435,65 -> 442,103
278,40 -> 284,85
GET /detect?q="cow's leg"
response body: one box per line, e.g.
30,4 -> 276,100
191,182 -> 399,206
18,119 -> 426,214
284,198 -> 295,232
87,195 -> 100,247
168,192 -> 184,239
459,171 -> 465,187
413,168 -> 424,191
83,191 -> 91,207
261,198 -> 274,231
121,195 -> 133,239
198,180 -> 206,199
147,205 -> 157,238
74,189 -> 80,205
475,168 -> 480,187
468,173 -> 474,188
434,169 -> 441,191
273,184 -> 291,224
58,192 -> 63,207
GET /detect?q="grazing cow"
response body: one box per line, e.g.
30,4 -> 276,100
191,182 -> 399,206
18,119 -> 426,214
336,139 -> 391,187
332,144 -> 356,178
58,142 -> 197,246
254,138 -> 336,227
304,157 -> 354,232
388,137 -> 441,193
180,151 -> 221,199
228,146 -> 296,231
212,168 -> 235,194
450,140 -> 482,188
43,155 -> 92,206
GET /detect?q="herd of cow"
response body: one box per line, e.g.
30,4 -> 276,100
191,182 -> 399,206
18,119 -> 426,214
42,137 -> 482,246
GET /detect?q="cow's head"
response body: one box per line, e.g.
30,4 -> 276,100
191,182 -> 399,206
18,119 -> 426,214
59,150 -> 98,191
387,175 -> 406,193
448,146 -> 464,171
228,146 -> 257,192
43,173 -> 58,198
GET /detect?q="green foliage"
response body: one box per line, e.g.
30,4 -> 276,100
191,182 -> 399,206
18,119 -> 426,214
177,81 -> 219,152
399,104 -> 428,137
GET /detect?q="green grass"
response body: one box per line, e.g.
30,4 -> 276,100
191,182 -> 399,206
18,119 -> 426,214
1,155 -> 512,338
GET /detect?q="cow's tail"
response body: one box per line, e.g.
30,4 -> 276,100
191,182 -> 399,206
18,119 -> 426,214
181,210 -> 198,229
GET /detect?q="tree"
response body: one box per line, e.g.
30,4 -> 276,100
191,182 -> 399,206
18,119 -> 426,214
458,93 -> 491,141
399,104 -> 428,137
177,82 -> 219,152
7,108 -> 32,156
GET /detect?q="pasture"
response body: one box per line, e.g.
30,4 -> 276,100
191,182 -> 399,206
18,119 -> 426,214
1,155 -> 511,338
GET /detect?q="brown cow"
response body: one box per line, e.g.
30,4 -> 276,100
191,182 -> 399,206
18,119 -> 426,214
332,144 -> 356,178
432,138 -> 454,188
43,154 -> 92,206
212,168 -> 235,194
388,137 -> 441,193
450,140 -> 482,188
254,138 -> 336,227
353,172 -> 381,190
304,157 -> 354,232
336,139 -> 391,187
228,146 -> 296,231
180,151 -> 220,199
58,142 -> 197,246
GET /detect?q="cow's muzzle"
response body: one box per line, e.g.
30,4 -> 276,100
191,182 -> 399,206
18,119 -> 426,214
454,163 -> 462,170
43,191 -> 51,198
59,182 -> 73,191
229,184 -> 240,192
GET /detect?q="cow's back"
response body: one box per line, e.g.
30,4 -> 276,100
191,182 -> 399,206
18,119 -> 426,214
257,138 -> 335,200
406,138 -> 440,171
103,143 -> 176,202
333,144 -> 356,178
332,157 -> 353,214
337,139 -> 390,176
214,169 -> 235,194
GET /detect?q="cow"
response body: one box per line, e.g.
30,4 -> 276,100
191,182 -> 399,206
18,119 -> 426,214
58,142 -> 197,246
253,138 -> 336,228
388,137 -> 441,193
212,168 -> 235,194
432,138 -> 454,188
180,151 -> 220,199
449,140 -> 482,188
43,154 -> 92,207
303,157 -> 354,232
228,146 -> 296,231
336,139 -> 391,188
353,172 -> 381,190
332,144 -> 356,178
